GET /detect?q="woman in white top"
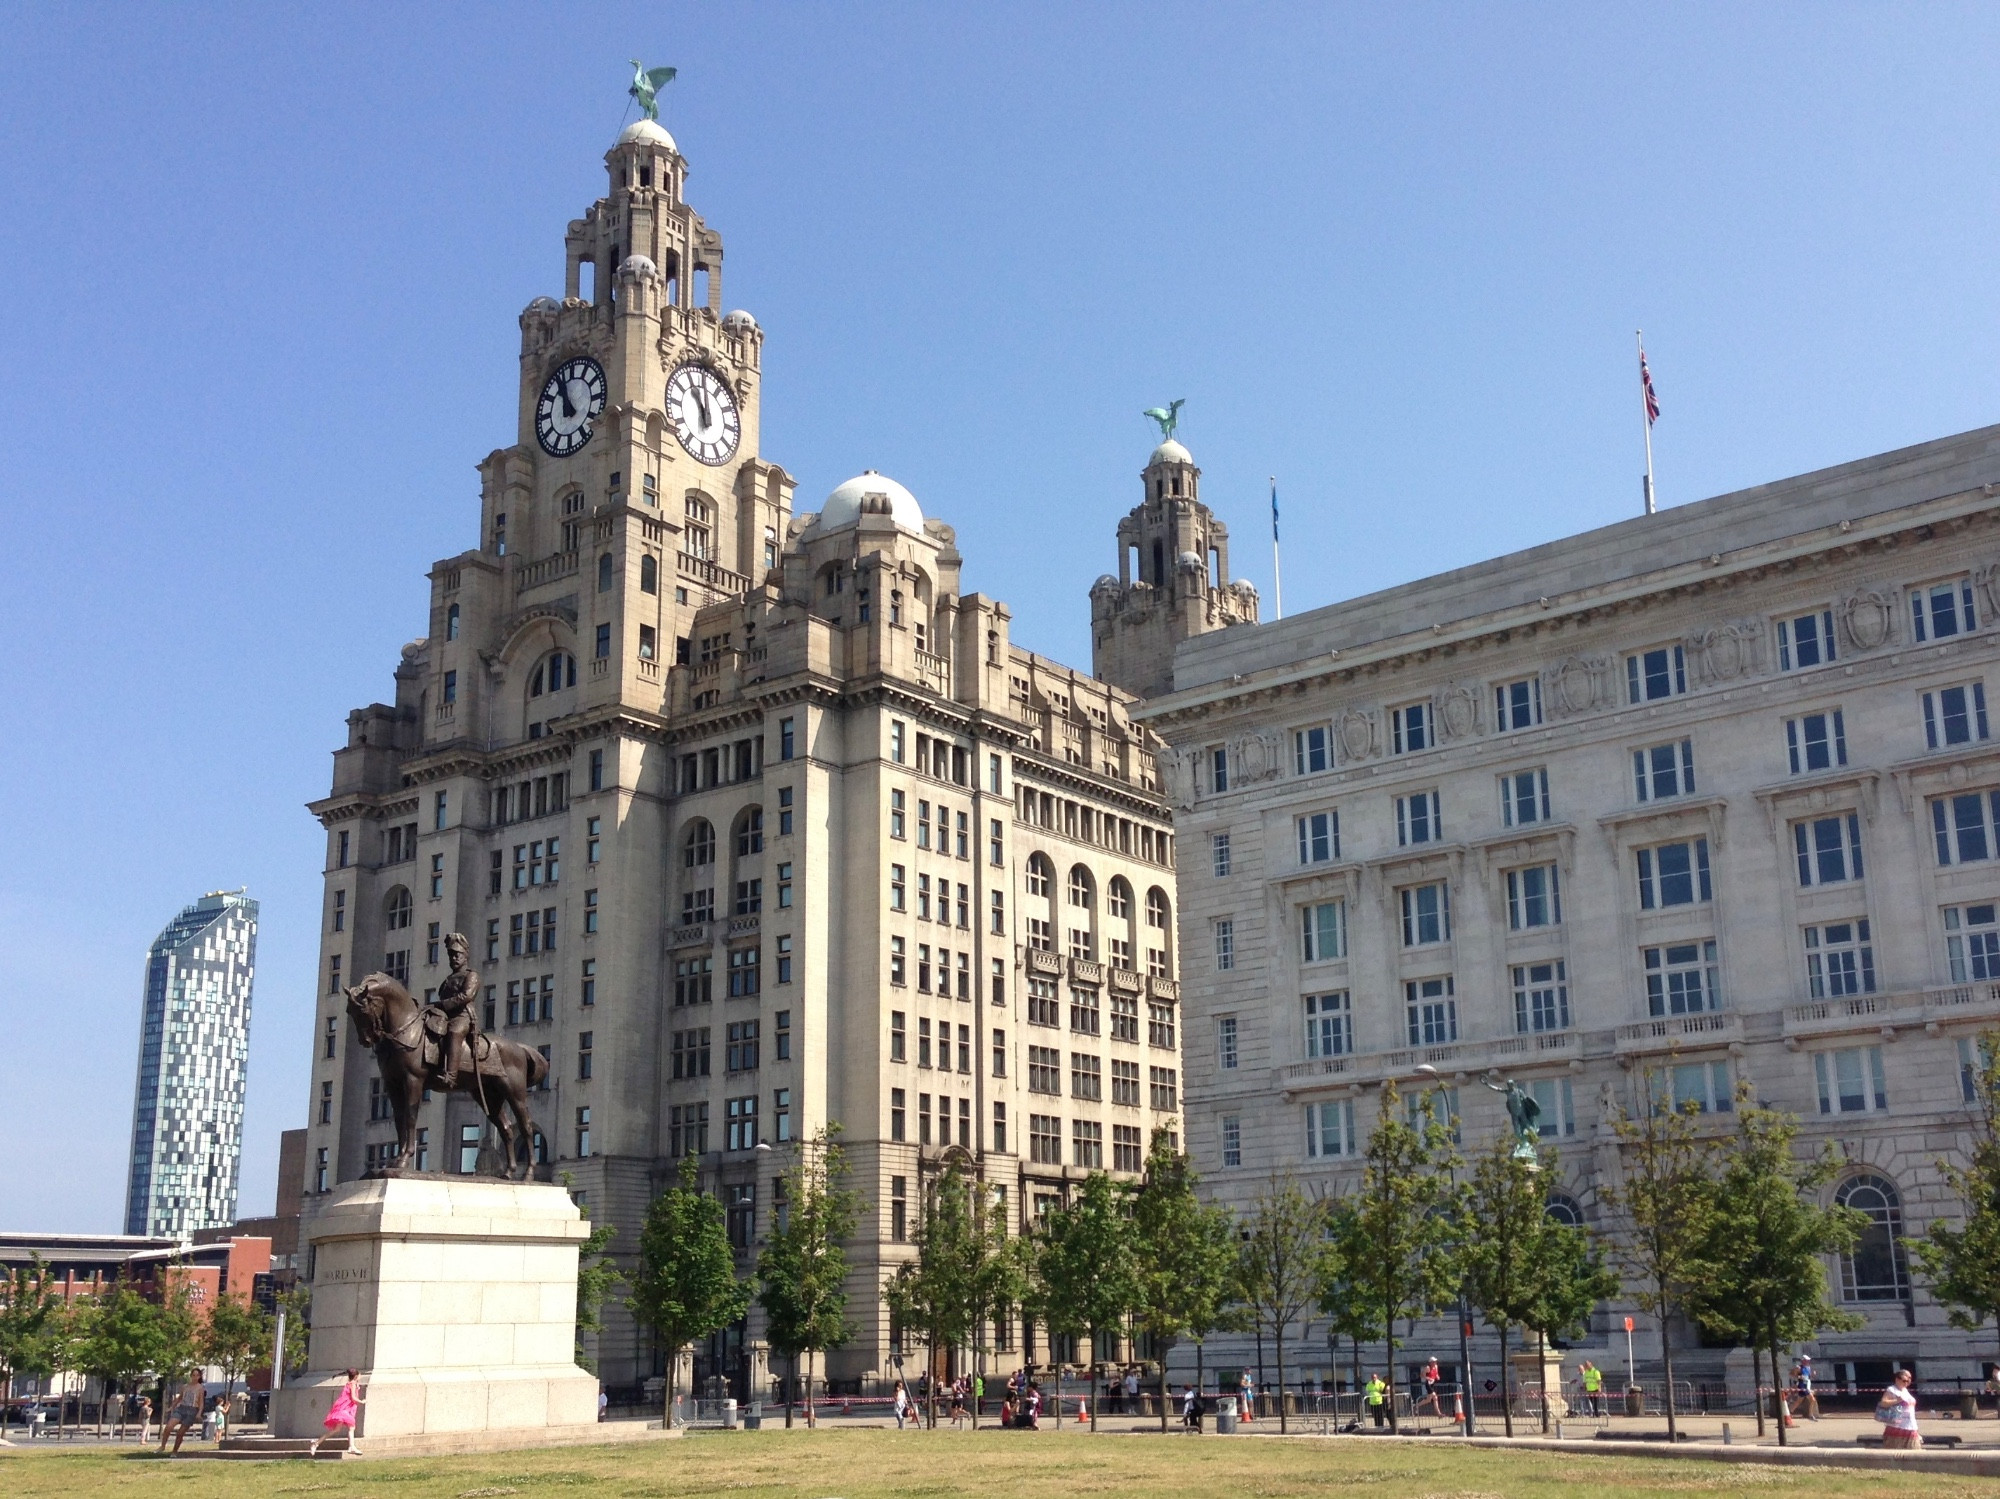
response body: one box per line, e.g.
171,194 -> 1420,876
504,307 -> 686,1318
1877,1368 -> 1921,1450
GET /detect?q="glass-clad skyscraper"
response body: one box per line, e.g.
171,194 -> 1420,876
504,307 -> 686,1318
125,891 -> 258,1238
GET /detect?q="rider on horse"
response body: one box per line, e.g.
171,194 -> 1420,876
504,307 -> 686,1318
434,932 -> 481,1089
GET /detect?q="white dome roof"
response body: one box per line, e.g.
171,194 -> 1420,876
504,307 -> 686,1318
618,254 -> 658,277
722,308 -> 759,332
820,472 -> 924,533
1150,439 -> 1193,466
616,118 -> 678,152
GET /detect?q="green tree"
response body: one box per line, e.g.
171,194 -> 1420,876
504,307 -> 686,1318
1461,1136 -> 1549,1437
1234,1173 -> 1326,1433
1598,1069 -> 1721,1441
1031,1172 -> 1139,1431
567,1183 -> 622,1374
0,1255 -> 58,1405
79,1286 -> 169,1435
274,1285 -> 312,1384
628,1154 -> 749,1424
1130,1126 -> 1238,1431
1314,1200 -> 1375,1409
201,1291 -> 272,1421
1332,1082 -> 1464,1433
1517,1206 -> 1620,1434
756,1127 -> 864,1427
1692,1094 -> 1863,1446
1913,1032 -> 2000,1373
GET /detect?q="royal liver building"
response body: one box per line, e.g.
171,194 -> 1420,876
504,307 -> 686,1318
301,118 -> 1236,1396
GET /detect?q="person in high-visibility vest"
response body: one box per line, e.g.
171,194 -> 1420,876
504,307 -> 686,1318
1580,1362 -> 1603,1417
1364,1373 -> 1388,1429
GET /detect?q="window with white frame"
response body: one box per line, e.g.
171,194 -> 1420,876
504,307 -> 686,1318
1777,608 -> 1837,671
1512,960 -> 1569,1033
1793,814 -> 1863,886
1301,900 -> 1346,963
1637,838 -> 1711,909
1294,724 -> 1332,775
1211,833 -> 1231,878
1495,676 -> 1543,731
1506,864 -> 1562,929
1405,976 -> 1457,1044
1214,918 -> 1235,971
1959,1036 -> 1992,1102
1501,767 -> 1551,827
1400,882 -> 1451,946
1396,790 -> 1442,847
1945,904 -> 2000,982
1923,682 -> 1989,749
1296,810 -> 1338,865
1633,739 -> 1696,801
1209,746 -> 1230,794
1220,1113 -> 1242,1168
1835,1174 -> 1910,1303
1216,1015 -> 1238,1070
1305,1099 -> 1356,1158
1644,940 -> 1720,1015
1529,1077 -> 1576,1137
1626,643 -> 1687,703
1930,791 -> 2000,865
1815,1046 -> 1887,1114
1391,701 -> 1433,754
1303,991 -> 1350,1058
1911,577 -> 1977,642
1651,1058 -> 1733,1114
1786,710 -> 1848,774
1799,919 -> 1873,997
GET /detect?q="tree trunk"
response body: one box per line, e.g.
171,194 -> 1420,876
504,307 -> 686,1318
1659,1299 -> 1678,1441
1769,1320 -> 1786,1448
1751,1344 -> 1765,1437
1538,1328 -> 1550,1435
1276,1323 -> 1288,1434
1196,1338 -> 1206,1407
1499,1321 -> 1513,1437
1385,1307 -> 1399,1433
664,1348 -> 679,1429
1159,1346 -> 1170,1434
1351,1334 -> 1361,1421
1089,1361 -> 1099,1432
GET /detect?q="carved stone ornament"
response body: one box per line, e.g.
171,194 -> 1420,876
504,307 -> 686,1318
1839,587 -> 1898,653
1231,730 -> 1283,784
1336,706 -> 1379,762
1550,655 -> 1608,718
1689,620 -> 1761,685
1976,560 -> 2000,624
1437,681 -> 1481,741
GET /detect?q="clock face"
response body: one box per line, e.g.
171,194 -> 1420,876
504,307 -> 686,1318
535,357 -> 607,457
666,363 -> 742,466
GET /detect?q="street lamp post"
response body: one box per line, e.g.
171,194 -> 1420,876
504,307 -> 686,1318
1413,1064 -> 1475,1436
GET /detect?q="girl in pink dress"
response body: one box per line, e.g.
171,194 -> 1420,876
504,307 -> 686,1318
310,1370 -> 366,1457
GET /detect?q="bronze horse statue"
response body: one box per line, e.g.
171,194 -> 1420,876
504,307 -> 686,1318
344,973 -> 548,1179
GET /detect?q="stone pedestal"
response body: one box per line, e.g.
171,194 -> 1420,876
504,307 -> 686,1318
271,1177 -> 604,1453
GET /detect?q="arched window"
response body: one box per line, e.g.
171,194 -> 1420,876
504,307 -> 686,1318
685,496 -> 713,560
1107,878 -> 1133,922
1545,1193 -> 1584,1229
530,652 -> 575,698
641,554 -> 659,595
1024,855 -> 1052,899
1836,1174 -> 1911,1302
598,553 -> 614,593
1067,867 -> 1094,910
684,820 -> 716,869
1146,888 -> 1170,930
446,603 -> 460,641
1144,887 -> 1173,977
385,887 -> 412,931
735,808 -> 764,857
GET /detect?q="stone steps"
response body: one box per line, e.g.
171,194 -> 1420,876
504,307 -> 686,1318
215,1434 -> 352,1460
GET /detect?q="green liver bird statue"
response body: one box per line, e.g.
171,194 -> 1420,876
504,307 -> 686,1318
1142,399 -> 1185,441
629,61 -> 677,121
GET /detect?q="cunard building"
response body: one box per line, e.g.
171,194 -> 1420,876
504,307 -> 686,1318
301,117 -> 1216,1395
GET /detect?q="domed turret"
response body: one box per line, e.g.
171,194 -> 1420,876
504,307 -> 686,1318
1150,438 -> 1193,466
819,472 -> 925,534
615,118 -> 678,153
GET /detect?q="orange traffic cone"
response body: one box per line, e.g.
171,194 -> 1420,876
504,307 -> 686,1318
1075,1398 -> 1087,1424
1452,1390 -> 1465,1425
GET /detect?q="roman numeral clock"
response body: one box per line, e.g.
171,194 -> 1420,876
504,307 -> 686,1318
534,357 -> 609,457
665,361 -> 741,466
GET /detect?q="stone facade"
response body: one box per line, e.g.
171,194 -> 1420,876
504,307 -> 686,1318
1141,424 -> 2000,1390
301,123 -> 1180,1394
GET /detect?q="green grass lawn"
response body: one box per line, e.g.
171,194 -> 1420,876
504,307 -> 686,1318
0,1429 -> 1986,1499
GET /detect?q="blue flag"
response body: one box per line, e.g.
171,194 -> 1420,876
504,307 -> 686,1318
1271,478 -> 1280,543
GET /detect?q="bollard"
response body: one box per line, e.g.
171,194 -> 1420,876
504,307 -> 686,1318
1721,1422 -> 1732,1445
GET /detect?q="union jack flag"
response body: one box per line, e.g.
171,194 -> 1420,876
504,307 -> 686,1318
1640,346 -> 1661,426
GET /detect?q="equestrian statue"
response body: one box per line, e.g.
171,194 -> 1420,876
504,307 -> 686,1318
344,931 -> 547,1179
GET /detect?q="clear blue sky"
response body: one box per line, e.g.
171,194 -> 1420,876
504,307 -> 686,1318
5,4 -> 2000,1230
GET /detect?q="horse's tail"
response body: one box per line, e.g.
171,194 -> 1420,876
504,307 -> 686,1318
524,1042 -> 550,1092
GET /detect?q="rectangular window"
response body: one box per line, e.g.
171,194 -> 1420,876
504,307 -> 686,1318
1912,577 -> 1978,641
1814,1046 -> 1888,1114
1147,1002 -> 1176,1050
337,830 -> 350,868
775,863 -> 792,910
577,1031 -> 594,1080
1644,940 -> 1721,1016
1400,882 -> 1451,946
1405,976 -> 1457,1045
1633,739 -> 1697,801
725,1019 -> 760,1073
1296,810 -> 1338,864
328,954 -> 343,996
1932,791 -> 2000,865
1211,832 -> 1232,877
588,750 -> 604,792
1637,838 -> 1712,909
1805,920 -> 1876,998
1777,609 -> 1838,671
1028,976 -> 1060,1026
1215,918 -> 1235,970
583,888 -> 598,933
1529,1077 -> 1576,1138
918,1016 -> 933,1066
1392,701 -> 1432,754
1495,676 -> 1543,731
1961,1036 -> 1991,1103
774,934 -> 793,986
1794,814 -> 1864,886
1500,768 -> 1551,827
1512,960 -> 1570,1033
779,717 -> 796,761
1216,1015 -> 1238,1069
1301,900 -> 1347,963
991,1027 -> 1007,1077
1029,1114 -> 1062,1165
992,1102 -> 1008,1154
991,889 -> 1005,934
1069,987 -> 1101,1036
1112,1123 -> 1144,1173
433,790 -> 449,830
1071,1052 -> 1102,1100
1946,903 -> 2000,981
1294,724 -> 1331,775
594,622 -> 610,660
1506,864 -> 1562,929
575,1105 -> 592,1157
670,1028 -> 711,1079
638,624 -> 657,660
674,955 -> 713,1006
1210,746 -> 1229,793
890,1010 -> 906,1062
1626,643 -> 1687,703
1924,683 -> 1990,749
890,720 -> 905,763
1220,1113 -> 1242,1168
1395,790 -> 1442,846
774,1008 -> 791,1060
1028,1045 -> 1061,1094
778,786 -> 794,838
1067,1120 -> 1103,1170
1111,1057 -> 1141,1105
1785,710 -> 1848,774
1305,1099 -> 1356,1158
890,1089 -> 906,1142
1651,1059 -> 1734,1115
890,864 -> 906,911
1110,991 -> 1139,1042
725,1095 -> 759,1152
889,789 -> 906,841
1303,991 -> 1350,1057
1149,1066 -> 1177,1110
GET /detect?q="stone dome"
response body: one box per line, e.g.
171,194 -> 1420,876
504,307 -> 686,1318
1092,573 -> 1120,591
819,472 -> 925,534
1177,550 -> 1205,572
616,118 -> 678,152
618,254 -> 658,277
527,296 -> 559,313
1150,438 -> 1193,466
722,309 -> 759,333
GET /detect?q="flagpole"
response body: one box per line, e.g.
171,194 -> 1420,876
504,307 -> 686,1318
1638,329 -> 1656,516
1270,476 -> 1283,620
